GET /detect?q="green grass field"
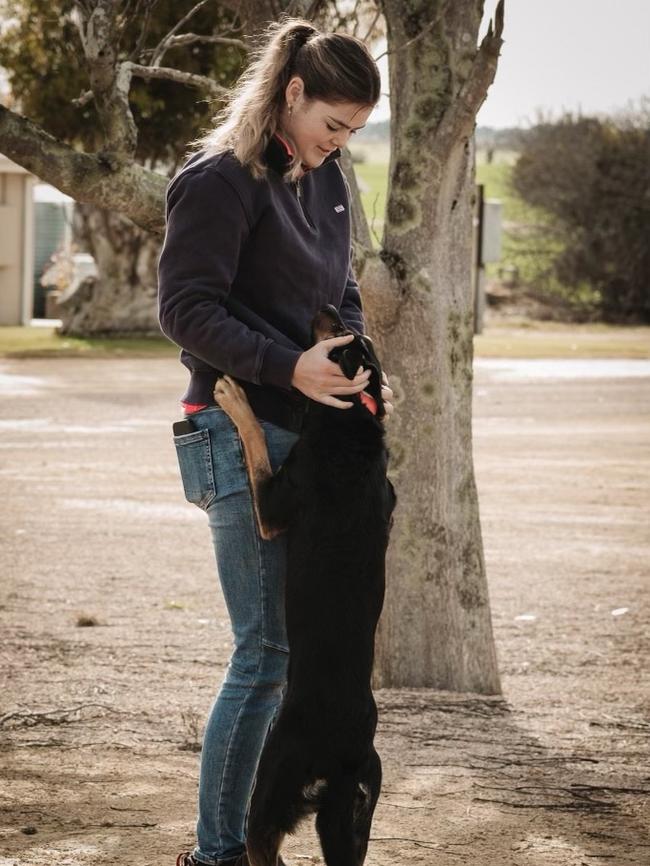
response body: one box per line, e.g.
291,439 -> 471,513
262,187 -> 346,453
351,146 -> 600,313
2,321 -> 648,360
2,147 -> 646,361
474,321 -> 650,359
0,326 -> 176,358
356,161 -> 388,246
352,147 -> 546,248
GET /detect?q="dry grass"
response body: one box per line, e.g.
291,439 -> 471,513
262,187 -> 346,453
475,319 -> 650,358
0,326 -> 175,358
2,322 -> 648,361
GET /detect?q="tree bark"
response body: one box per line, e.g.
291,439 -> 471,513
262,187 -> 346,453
57,204 -> 161,335
0,0 -> 251,334
1,1 -> 506,692
0,104 -> 166,234
367,0 -> 504,692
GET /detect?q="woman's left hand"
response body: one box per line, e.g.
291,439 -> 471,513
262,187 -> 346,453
381,370 -> 394,421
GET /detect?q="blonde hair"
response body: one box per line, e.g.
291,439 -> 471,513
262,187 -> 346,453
187,16 -> 380,184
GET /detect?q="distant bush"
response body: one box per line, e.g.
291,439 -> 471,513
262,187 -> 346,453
511,105 -> 650,323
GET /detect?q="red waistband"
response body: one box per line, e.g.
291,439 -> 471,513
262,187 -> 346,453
181,401 -> 209,414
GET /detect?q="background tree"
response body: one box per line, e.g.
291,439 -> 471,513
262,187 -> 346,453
0,0 -> 246,333
358,0 -> 504,690
511,105 -> 650,323
0,0 -> 504,693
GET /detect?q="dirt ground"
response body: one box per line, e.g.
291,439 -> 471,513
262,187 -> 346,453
1,352 -> 649,866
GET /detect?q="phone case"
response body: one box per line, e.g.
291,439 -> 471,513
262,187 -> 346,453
173,418 -> 195,436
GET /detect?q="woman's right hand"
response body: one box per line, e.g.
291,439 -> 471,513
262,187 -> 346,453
291,334 -> 371,409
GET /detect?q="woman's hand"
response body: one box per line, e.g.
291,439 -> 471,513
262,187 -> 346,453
291,334 -> 371,409
380,371 -> 394,422
291,334 -> 395,420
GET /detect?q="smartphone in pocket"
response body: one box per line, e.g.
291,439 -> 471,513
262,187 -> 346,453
173,418 -> 195,436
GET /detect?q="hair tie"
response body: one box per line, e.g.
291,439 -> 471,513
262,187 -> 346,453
290,24 -> 317,56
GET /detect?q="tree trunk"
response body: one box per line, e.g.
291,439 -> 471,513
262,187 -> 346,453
367,0 -> 504,692
2,0 -> 505,687
58,204 -> 160,335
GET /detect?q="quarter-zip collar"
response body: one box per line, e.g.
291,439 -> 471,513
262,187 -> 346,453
264,132 -> 341,177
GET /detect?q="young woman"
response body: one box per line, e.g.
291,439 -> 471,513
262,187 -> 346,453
157,16 -> 393,866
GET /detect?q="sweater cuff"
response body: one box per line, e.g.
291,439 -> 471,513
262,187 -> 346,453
259,341 -> 303,390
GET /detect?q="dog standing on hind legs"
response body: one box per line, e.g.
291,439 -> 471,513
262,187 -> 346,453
214,305 -> 396,866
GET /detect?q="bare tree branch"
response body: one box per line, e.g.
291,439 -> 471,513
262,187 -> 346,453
150,0 -> 215,67
374,2 -> 448,63
437,0 -> 504,150
362,8 -> 382,43
71,90 -> 95,108
72,0 -> 94,20
0,104 -> 167,235
217,0 -> 310,36
0,702 -> 142,728
73,0 -> 138,157
126,61 -> 229,97
350,0 -> 365,36
128,0 -> 160,62
160,32 -> 248,52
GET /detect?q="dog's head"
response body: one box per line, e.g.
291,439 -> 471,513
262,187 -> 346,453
310,305 -> 386,420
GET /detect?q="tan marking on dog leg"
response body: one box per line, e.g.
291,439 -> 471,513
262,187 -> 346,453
246,829 -> 286,866
236,417 -> 284,541
214,375 -> 283,541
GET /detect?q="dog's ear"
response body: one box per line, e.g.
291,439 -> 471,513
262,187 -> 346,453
311,305 -> 348,344
360,336 -> 381,370
339,345 -> 364,380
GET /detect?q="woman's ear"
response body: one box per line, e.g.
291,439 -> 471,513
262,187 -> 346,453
285,75 -> 304,107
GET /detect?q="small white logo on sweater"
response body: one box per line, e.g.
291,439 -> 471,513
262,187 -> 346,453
334,204 -> 345,213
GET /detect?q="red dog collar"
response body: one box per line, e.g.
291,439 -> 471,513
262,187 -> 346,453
359,391 -> 378,415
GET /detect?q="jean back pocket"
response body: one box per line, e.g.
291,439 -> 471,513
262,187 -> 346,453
173,428 -> 216,510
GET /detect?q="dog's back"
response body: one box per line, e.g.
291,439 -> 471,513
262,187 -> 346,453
247,399 -> 396,866
285,400 -> 393,692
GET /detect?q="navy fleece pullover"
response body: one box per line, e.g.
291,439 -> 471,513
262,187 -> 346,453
157,134 -> 365,433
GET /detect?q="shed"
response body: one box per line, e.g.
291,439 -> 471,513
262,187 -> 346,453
0,154 -> 73,325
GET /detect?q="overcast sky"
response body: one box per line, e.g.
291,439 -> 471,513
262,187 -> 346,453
372,0 -> 650,128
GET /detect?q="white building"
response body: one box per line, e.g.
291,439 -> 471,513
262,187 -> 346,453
0,154 -> 73,325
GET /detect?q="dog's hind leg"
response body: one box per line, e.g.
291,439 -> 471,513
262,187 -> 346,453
214,375 -> 293,540
315,750 -> 382,866
246,775 -> 287,866
246,775 -> 307,866
314,774 -> 359,866
245,826 -> 284,866
246,736 -> 311,866
350,749 -> 382,866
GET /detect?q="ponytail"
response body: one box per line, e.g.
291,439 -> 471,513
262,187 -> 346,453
187,16 -> 380,182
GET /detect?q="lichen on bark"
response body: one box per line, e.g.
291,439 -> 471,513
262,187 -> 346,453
375,0 -> 504,692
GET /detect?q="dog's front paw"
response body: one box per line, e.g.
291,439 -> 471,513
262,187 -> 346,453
214,375 -> 254,426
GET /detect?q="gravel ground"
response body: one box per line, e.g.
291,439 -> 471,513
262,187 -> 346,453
1,355 -> 649,866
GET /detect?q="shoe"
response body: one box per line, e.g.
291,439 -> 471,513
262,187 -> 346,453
176,851 -> 287,866
176,854 -> 248,866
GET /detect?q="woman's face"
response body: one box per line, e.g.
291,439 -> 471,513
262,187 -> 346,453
280,76 -> 375,170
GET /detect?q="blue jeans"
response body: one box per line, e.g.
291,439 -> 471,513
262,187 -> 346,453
173,406 -> 299,865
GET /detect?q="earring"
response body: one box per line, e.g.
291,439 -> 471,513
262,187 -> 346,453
288,104 -> 293,117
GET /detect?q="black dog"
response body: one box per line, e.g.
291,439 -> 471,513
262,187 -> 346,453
214,305 -> 396,866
